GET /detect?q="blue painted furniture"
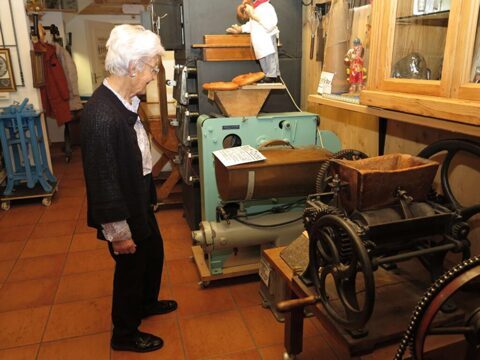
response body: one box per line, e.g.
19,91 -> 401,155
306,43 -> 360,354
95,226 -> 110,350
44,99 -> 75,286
0,99 -> 56,197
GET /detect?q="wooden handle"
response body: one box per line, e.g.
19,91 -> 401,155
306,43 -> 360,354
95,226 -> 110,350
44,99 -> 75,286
276,296 -> 319,313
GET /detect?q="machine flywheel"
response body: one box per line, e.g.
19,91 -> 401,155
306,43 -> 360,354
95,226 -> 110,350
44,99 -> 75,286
308,214 -> 375,330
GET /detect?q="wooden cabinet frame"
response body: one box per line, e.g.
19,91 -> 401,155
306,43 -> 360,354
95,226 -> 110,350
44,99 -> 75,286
361,0 -> 480,126
451,0 -> 480,101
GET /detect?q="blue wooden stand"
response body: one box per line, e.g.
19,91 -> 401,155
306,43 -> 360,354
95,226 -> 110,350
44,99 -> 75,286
0,99 -> 56,209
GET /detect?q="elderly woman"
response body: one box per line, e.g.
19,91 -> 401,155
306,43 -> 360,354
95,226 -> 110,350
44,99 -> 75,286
81,24 -> 177,353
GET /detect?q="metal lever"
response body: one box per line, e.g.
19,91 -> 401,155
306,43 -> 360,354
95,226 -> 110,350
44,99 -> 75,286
216,206 -> 231,224
396,188 -> 414,219
186,110 -> 199,118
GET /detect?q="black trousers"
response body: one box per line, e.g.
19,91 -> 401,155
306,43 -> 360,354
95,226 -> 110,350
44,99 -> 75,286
108,208 -> 164,338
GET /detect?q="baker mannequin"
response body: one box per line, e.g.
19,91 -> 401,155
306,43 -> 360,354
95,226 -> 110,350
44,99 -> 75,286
227,0 -> 281,83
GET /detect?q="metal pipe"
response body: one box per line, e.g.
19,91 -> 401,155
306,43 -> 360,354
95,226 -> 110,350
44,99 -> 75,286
428,326 -> 475,335
374,243 -> 457,266
192,211 -> 304,252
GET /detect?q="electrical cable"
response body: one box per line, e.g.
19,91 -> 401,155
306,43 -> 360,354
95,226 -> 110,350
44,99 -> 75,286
235,197 -> 306,217
279,75 -> 302,112
230,198 -> 306,227
233,215 -> 303,228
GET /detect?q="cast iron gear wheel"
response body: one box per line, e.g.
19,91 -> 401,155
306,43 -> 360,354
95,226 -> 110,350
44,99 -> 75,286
303,203 -> 343,232
308,214 -> 375,330
315,149 -> 368,193
394,254 -> 480,360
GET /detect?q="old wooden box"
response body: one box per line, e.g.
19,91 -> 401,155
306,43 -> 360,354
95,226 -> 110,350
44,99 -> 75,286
331,154 -> 439,212
192,34 -> 255,61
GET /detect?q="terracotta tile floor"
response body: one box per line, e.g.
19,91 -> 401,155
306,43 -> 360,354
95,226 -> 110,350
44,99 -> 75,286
0,147 -> 340,360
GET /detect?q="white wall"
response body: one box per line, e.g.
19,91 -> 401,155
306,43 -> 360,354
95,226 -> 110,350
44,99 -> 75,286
0,0 -> 41,109
1,2 -> 173,172
38,12 -> 141,142
63,12 -> 175,100
62,13 -> 175,168
65,14 -> 141,96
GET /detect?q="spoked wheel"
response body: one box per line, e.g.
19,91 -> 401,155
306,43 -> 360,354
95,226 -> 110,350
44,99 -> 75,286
315,149 -> 368,193
418,139 -> 480,222
308,214 -> 375,330
395,255 -> 480,360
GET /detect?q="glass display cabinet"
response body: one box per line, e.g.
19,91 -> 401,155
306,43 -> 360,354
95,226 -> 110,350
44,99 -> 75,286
361,0 -> 480,126
451,2 -> 480,101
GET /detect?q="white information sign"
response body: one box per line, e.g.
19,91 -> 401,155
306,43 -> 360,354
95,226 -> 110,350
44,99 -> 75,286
213,145 -> 266,167
317,71 -> 335,95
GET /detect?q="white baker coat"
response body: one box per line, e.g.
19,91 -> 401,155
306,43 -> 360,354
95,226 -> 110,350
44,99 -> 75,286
241,2 -> 279,59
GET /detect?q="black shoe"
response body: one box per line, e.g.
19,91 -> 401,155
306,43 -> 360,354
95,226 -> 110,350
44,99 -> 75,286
111,331 -> 164,352
142,300 -> 178,318
259,77 -> 279,83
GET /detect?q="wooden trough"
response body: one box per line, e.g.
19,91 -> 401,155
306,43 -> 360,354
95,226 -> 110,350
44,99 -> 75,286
209,83 -> 285,117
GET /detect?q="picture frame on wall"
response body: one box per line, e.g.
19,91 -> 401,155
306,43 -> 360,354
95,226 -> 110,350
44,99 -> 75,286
30,51 -> 45,88
0,48 -> 16,92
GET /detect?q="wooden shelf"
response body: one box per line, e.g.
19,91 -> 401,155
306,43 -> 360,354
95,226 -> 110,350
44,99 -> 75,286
43,9 -> 77,13
396,10 -> 449,26
308,94 -> 480,137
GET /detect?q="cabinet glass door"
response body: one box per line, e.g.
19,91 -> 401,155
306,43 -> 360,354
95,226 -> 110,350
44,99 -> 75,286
469,6 -> 480,84
391,0 -> 450,81
452,1 -> 480,101
364,0 -> 460,97
362,0 -> 479,125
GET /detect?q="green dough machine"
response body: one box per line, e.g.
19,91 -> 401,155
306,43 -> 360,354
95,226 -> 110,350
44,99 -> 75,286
191,107 -> 341,286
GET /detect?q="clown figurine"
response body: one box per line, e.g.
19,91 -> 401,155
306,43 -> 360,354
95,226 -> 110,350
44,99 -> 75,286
344,38 -> 367,93
227,0 -> 281,83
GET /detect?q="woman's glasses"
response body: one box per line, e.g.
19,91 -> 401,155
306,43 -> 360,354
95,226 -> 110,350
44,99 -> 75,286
140,61 -> 160,75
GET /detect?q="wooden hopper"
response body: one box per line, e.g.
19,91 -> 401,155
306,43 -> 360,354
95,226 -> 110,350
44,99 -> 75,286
330,154 -> 439,212
210,83 -> 285,117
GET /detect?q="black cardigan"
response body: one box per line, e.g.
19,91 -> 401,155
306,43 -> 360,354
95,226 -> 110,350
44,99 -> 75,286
80,84 -> 153,242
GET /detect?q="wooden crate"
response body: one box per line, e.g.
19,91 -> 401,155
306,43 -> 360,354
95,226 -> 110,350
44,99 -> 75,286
192,34 -> 255,61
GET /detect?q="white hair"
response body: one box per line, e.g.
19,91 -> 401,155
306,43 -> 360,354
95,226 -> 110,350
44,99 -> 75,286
105,24 -> 165,76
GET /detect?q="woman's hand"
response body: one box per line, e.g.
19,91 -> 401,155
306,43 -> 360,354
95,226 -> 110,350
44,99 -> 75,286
226,24 -> 242,34
112,239 -> 137,255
